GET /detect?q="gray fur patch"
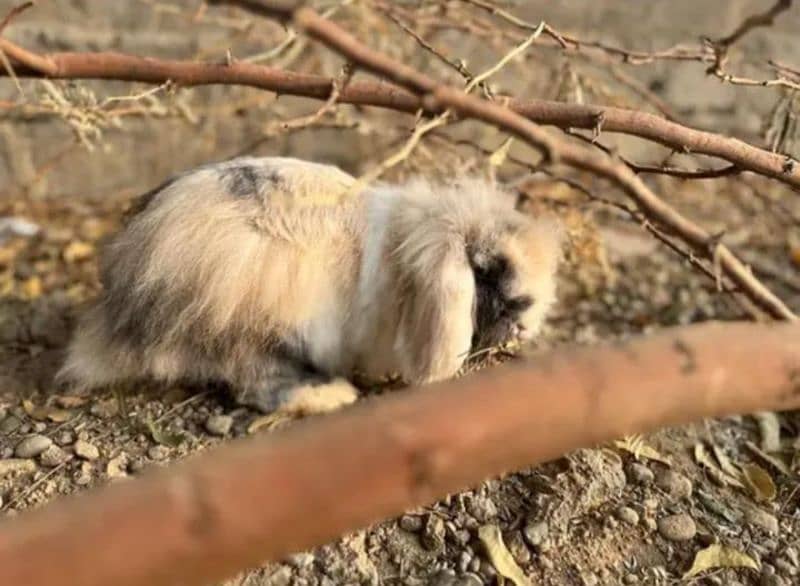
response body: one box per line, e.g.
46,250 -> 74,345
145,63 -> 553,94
220,165 -> 262,197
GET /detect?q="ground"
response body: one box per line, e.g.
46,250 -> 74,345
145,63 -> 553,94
0,172 -> 798,586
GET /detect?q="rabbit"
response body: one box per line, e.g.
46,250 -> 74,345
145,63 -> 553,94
57,156 -> 562,415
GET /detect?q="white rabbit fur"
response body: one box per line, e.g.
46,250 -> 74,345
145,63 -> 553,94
58,156 -> 562,414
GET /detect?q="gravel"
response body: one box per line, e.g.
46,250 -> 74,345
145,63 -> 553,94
205,414 -> 233,436
657,513 -> 697,541
14,434 -> 53,458
73,439 -> 100,461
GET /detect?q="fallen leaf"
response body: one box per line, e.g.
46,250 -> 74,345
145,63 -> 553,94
20,275 -> 42,299
54,395 -> 88,409
753,412 -> 782,453
744,441 -> 791,476
711,444 -> 744,481
63,240 -> 95,263
489,137 -> 514,168
145,418 -> 186,447
694,443 -> 744,488
22,399 -> 74,423
247,413 -> 292,434
740,463 -> 776,502
478,525 -> 530,586
614,435 -> 670,466
683,544 -> 759,578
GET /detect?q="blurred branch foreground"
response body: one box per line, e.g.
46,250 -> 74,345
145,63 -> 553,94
0,321 -> 798,586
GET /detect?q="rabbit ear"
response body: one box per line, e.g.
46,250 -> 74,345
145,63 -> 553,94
395,243 -> 475,385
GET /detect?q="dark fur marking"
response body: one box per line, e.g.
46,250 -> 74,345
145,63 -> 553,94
469,252 -> 533,351
221,165 -> 261,197
122,176 -> 178,224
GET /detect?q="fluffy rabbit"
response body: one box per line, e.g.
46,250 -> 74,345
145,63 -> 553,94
58,157 -> 561,415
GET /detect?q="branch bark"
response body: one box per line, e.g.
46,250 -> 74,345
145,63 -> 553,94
1,40 -> 799,190
0,321 -> 799,586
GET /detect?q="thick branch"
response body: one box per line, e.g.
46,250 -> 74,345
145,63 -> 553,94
1,39 -> 799,190
0,322 -> 799,586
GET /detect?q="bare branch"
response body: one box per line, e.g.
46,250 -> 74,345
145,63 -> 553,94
713,0 -> 793,49
0,321 -> 798,586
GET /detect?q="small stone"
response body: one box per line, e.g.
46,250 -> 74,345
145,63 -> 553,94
478,560 -> 497,582
523,520 -> 549,548
468,557 -> 481,574
0,415 -> 22,434
626,462 -> 654,485
399,514 -> 423,532
467,494 -> 497,522
745,507 -> 779,534
761,574 -> 788,586
147,445 -> 170,461
623,574 -> 639,584
655,470 -> 693,499
14,434 -> 52,458
205,414 -> 233,436
285,552 -> 314,569
55,431 -> 74,446
458,551 -> 472,573
775,559 -> 798,577
421,515 -> 445,552
0,458 -> 36,477
582,573 -> 599,586
39,444 -> 70,467
506,530 -> 531,565
73,439 -> 100,461
784,547 -> 799,567
432,569 -> 457,586
616,506 -> 640,526
33,422 -> 46,433
657,513 -> 696,542
106,454 -> 128,478
456,573 -> 482,586
265,565 -> 292,586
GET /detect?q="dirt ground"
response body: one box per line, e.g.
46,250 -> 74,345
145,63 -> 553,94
0,170 -> 798,586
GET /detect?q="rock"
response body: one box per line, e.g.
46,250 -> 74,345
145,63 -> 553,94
582,573 -> 600,586
745,507 -> 779,534
399,514 -> 423,532
14,434 -> 53,458
626,462 -> 654,485
106,454 -> 129,478
761,574 -> 788,586
467,494 -> 497,522
457,573 -> 482,586
523,520 -> 549,548
785,546 -> 799,567
147,445 -> 170,461
205,414 -> 233,436
39,444 -> 70,467
432,569 -> 457,586
478,560 -> 497,582
73,439 -> 100,461
285,553 -> 314,569
55,431 -> 75,446
657,513 -> 696,541
616,506 -> 640,526
775,558 -> 798,577
655,469 -> 692,499
0,415 -> 22,434
505,530 -> 531,565
265,565 -> 292,586
421,515 -> 445,552
0,458 -> 36,477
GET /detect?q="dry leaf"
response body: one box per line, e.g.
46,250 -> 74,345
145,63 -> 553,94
745,441 -> 791,476
683,544 -> 759,578
694,443 -> 743,488
478,525 -> 531,586
488,137 -> 514,168
247,413 -> 292,434
711,444 -> 744,481
22,399 -> 74,423
145,418 -> 186,447
740,463 -> 776,502
753,412 -> 782,453
615,435 -> 670,465
54,395 -> 88,408
63,240 -> 95,263
20,275 -> 42,299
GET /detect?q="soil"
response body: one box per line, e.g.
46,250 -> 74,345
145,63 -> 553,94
0,172 -> 798,586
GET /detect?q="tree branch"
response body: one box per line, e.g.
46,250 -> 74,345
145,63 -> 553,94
0,321 -> 799,586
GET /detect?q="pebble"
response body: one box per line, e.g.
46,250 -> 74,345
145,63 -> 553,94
147,445 -> 170,461
467,494 -> 497,522
505,531 -> 531,565
523,520 -> 549,548
285,552 -> 314,569
616,506 -> 640,526
478,560 -> 496,582
421,515 -> 445,552
775,559 -> 798,577
745,507 -> 779,534
73,439 -> 100,461
399,514 -> 423,532
657,513 -> 696,541
14,434 -> 53,458
0,458 -> 36,477
55,431 -> 75,446
33,422 -> 47,433
784,546 -> 799,567
655,469 -> 692,499
432,569 -> 457,586
205,414 -> 233,436
265,565 -> 292,586
626,462 -> 654,485
0,415 -> 22,434
39,444 -> 70,467
761,575 -> 788,586
457,573 -> 482,586
457,551 -> 472,573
